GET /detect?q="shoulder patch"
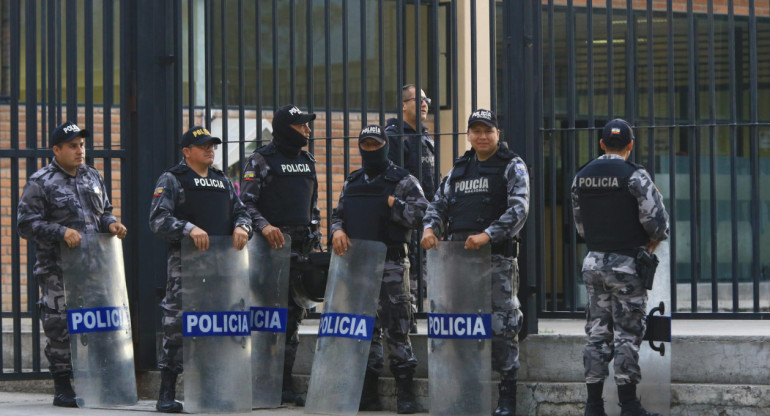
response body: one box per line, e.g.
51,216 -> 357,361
153,187 -> 164,198
243,171 -> 255,181
514,161 -> 528,176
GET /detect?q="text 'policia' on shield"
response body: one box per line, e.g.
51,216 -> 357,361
317,312 -> 375,341
183,311 -> 250,337
67,306 -> 131,334
427,313 -> 493,339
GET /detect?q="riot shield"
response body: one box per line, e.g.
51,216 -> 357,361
426,241 -> 492,416
182,236 -> 251,414
248,234 -> 291,409
61,233 -> 137,408
305,239 -> 387,415
604,242 -> 671,415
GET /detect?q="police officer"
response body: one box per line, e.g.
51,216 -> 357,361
17,121 -> 128,407
239,104 -> 321,406
331,124 -> 428,414
421,109 -> 529,416
571,119 -> 669,416
386,84 -> 436,332
149,126 -> 252,413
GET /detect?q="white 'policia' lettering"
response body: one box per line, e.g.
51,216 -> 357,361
577,177 -> 620,188
428,315 -> 488,337
281,163 -> 311,173
361,125 -> 381,135
193,177 -> 226,189
63,125 -> 81,133
251,309 -> 283,330
454,178 -> 489,194
319,315 -> 370,337
69,308 -> 130,333
185,313 -> 249,334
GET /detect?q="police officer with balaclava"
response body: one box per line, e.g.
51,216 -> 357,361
331,125 -> 428,414
239,104 -> 321,406
571,119 -> 669,416
422,109 -> 530,416
149,126 -> 253,413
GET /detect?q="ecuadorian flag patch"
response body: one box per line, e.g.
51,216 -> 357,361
153,187 -> 164,198
244,171 -> 255,181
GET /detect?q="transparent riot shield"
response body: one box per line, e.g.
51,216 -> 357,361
604,242 -> 671,416
61,233 -> 137,408
305,239 -> 387,415
182,236 -> 252,414
248,234 -> 291,409
426,242 -> 492,416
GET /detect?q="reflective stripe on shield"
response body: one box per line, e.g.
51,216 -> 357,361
182,236 -> 251,414
427,241 -> 492,416
603,242 -> 671,415
61,233 -> 137,408
305,239 -> 387,415
249,234 -> 291,409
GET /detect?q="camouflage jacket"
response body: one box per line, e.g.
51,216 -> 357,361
330,164 -> 429,237
423,150 -> 530,245
149,159 -> 251,245
571,154 -> 670,273
239,143 -> 321,232
17,159 -> 117,277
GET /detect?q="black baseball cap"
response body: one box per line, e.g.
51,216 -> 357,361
358,124 -> 387,144
181,126 -> 222,148
602,119 -> 634,148
50,121 -> 90,148
467,109 -> 498,129
273,104 -> 317,128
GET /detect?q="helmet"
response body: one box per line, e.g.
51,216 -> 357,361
290,251 -> 331,308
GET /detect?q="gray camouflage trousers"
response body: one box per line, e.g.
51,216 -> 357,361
367,257 -> 418,376
38,273 -> 72,375
582,269 -> 647,385
491,254 -> 523,381
158,249 -> 183,373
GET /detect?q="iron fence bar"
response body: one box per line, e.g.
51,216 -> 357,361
605,0 -> 613,119
687,0 -> 699,313
547,0 -> 557,312
587,0 -> 595,157
645,0 -> 654,176
238,0 -> 245,169
360,0 -> 367,124
624,0 -> 635,164
431,0 -> 440,202
104,0 -> 115,196
306,0 -> 315,154
0,149 -> 128,158
489,0 -> 496,113
728,0 -> 739,313
707,0 -> 718,312
66,0 -> 77,121
85,0 -> 94,156
565,0 -> 577,311
256,1 -> 263,147
47,0 -> 56,137
188,0 -> 195,128
204,0 -> 211,130
56,0 -> 62,124
175,0 -> 183,158
414,0 -> 424,313
396,0 -> 404,167
378,0 -> 385,126
342,0 -> 350,176
290,0 -> 296,104
748,0 -> 760,313
324,0 -> 333,241
13,0 -> 25,374
272,0 -> 278,111
220,0 -> 228,171
451,0 -> 458,160
470,0 -> 477,110
40,1 -> 47,150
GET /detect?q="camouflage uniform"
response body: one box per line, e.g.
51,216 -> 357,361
17,159 -> 118,375
423,150 -> 530,381
330,168 -> 428,376
239,145 -> 321,379
571,154 -> 670,385
149,159 -> 251,374
385,119 -> 436,306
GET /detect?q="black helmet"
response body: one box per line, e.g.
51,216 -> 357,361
290,251 -> 330,308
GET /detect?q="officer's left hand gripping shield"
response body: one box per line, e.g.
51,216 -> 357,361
305,239 -> 387,416
427,241 -> 493,416
61,233 -> 137,408
604,242 -> 671,416
248,234 -> 291,409
182,236 -> 251,414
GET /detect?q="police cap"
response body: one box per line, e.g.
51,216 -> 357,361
467,109 -> 498,129
273,104 -> 317,128
358,124 -> 387,144
602,119 -> 634,148
182,126 -> 222,148
50,121 -> 90,148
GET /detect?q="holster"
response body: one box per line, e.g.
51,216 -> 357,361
635,248 -> 659,290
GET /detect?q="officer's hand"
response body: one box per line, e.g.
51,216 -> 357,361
261,225 -> 285,249
189,227 -> 209,251
646,240 -> 661,254
387,195 -> 396,208
233,227 -> 249,251
108,222 -> 127,239
332,230 -> 351,255
63,228 -> 82,248
465,232 -> 491,250
421,228 -> 439,250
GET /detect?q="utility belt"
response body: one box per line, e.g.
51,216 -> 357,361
386,243 -> 408,261
491,239 -> 519,258
601,248 -> 638,258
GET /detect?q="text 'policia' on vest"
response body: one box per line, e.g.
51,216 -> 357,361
167,163 -> 233,236
254,144 -> 316,227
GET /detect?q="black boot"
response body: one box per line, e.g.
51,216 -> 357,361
156,370 -> 183,413
359,370 -> 383,411
493,379 -> 516,416
281,373 -> 305,407
585,400 -> 607,416
395,374 -> 419,414
620,399 -> 662,416
585,382 -> 607,416
52,372 -> 77,408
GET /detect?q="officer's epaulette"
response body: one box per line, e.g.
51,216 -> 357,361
209,166 -> 225,175
625,160 -> 646,171
166,163 -> 189,175
346,168 -> 365,182
383,164 -> 410,182
302,150 -> 317,163
256,142 -> 276,155
494,143 -> 518,161
453,149 -> 475,167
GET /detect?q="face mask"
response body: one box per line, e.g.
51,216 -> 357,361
273,123 -> 308,156
359,141 -> 390,177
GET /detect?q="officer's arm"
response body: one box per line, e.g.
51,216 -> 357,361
95,171 -> 118,232
629,169 -> 670,243
330,181 -> 347,236
228,179 -> 253,237
483,159 -> 530,244
239,155 -> 272,231
17,180 -> 67,244
311,173 -> 321,225
390,176 -> 429,229
149,173 -> 195,243
422,175 -> 450,237
570,176 -> 585,238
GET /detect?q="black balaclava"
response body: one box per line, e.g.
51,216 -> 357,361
273,122 -> 307,157
359,140 -> 390,178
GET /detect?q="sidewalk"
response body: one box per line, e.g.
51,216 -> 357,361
0,392 -> 426,416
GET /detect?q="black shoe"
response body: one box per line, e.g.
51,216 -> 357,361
281,374 -> 306,407
359,370 -> 383,411
585,400 -> 607,416
52,372 -> 77,408
395,374 -> 420,414
620,399 -> 662,416
493,380 -> 516,416
156,370 -> 183,413
410,322 -> 418,334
